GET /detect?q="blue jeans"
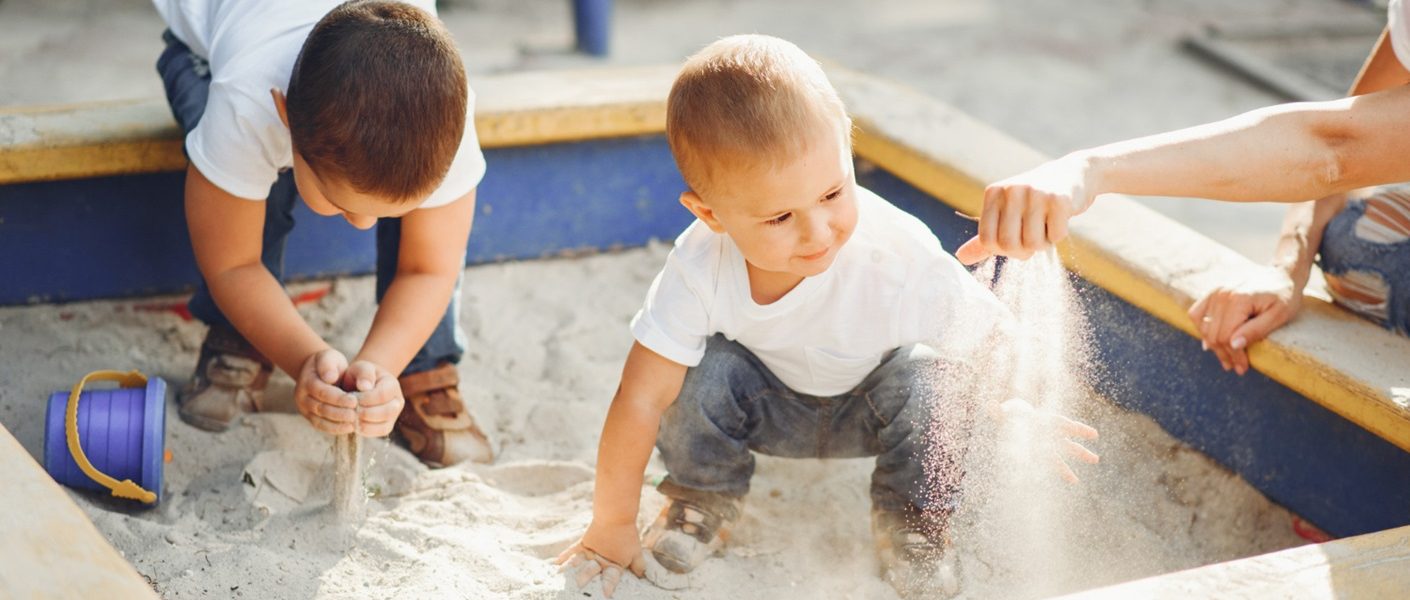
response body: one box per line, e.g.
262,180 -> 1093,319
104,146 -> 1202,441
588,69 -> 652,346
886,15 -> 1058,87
156,31 -> 464,375
1318,191 -> 1410,335
657,335 -> 973,514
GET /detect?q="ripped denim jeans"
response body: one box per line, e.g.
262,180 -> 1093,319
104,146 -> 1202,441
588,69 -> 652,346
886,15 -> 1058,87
1318,185 -> 1410,335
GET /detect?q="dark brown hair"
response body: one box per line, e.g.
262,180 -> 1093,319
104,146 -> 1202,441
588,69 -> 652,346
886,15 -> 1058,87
286,0 -> 468,203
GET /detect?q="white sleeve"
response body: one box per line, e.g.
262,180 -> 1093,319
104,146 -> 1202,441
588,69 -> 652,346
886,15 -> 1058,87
185,83 -> 285,201
629,251 -> 712,367
1391,0 -> 1410,70
418,89 -> 488,209
898,253 -> 1010,361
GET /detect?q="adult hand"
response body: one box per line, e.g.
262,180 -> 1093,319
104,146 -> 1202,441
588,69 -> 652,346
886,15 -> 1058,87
555,521 -> 647,597
294,348 -> 358,435
1187,266 -> 1302,376
997,399 -> 1100,484
955,154 -> 1095,265
342,360 -> 405,437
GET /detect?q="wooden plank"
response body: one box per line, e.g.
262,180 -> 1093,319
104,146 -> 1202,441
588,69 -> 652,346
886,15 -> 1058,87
1061,525 -> 1410,599
0,422 -> 158,599
0,66 -> 676,185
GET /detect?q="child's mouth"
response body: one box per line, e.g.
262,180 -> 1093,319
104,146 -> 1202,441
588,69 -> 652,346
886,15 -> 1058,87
799,247 -> 830,261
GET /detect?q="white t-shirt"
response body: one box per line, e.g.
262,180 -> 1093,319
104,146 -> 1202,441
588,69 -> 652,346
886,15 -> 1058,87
152,0 -> 485,207
630,186 -> 1008,397
1391,0 -> 1410,71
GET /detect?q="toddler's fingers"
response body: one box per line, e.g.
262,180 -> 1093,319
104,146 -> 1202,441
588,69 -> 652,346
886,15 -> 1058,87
346,362 -> 378,392
1052,414 -> 1098,440
1064,439 -> 1100,464
627,552 -> 647,579
307,380 -> 357,408
357,377 -> 401,408
305,414 -> 356,435
574,559 -> 603,588
315,352 -> 344,384
601,564 -> 623,597
555,545 -> 584,567
1052,455 -> 1080,485
307,399 -> 357,424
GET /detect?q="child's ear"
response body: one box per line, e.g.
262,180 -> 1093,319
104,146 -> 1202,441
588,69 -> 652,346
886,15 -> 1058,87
679,191 -> 726,233
270,89 -> 290,129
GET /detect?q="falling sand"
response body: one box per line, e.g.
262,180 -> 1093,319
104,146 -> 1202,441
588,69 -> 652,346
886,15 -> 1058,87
0,245 -> 1305,599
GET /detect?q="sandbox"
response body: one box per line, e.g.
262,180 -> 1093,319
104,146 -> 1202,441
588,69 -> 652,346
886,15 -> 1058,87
1,66 -> 1407,598
0,249 -> 1306,599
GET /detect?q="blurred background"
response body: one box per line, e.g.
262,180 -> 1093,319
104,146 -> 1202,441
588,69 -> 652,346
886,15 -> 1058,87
0,0 -> 1391,261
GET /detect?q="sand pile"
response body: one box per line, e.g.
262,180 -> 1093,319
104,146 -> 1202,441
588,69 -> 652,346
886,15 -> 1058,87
0,245 -> 1304,599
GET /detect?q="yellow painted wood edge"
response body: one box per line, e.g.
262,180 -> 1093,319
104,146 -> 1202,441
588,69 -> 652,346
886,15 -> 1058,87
0,67 -> 674,186
852,126 -> 1410,454
0,422 -> 158,599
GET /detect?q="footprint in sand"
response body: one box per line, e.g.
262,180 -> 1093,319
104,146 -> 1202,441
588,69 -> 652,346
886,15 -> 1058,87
479,460 -> 594,497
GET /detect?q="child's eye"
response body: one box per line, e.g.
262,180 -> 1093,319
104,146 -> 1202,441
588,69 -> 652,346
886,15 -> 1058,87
823,190 -> 842,201
766,213 -> 792,226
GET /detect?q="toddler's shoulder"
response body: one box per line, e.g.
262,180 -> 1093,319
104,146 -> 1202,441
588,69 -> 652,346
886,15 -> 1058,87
854,186 -> 947,261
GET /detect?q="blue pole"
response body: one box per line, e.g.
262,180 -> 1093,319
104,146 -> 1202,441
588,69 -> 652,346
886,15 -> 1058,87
572,0 -> 612,56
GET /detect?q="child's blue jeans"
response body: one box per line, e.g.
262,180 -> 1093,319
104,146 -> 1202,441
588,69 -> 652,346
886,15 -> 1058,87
155,31 -> 465,375
657,335 -> 972,515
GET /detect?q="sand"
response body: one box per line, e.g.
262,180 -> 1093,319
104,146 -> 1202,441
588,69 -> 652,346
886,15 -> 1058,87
0,245 -> 1306,599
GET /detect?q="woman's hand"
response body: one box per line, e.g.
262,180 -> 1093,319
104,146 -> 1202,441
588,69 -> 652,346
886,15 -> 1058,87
956,154 -> 1096,264
1188,266 -> 1302,375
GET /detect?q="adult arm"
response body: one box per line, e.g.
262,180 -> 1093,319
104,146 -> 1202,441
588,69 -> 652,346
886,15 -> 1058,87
955,40 -> 1410,263
1188,27 -> 1410,374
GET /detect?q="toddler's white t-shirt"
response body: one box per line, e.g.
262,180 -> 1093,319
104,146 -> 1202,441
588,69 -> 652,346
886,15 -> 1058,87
152,0 -> 485,208
630,186 -> 1008,397
1392,0 -> 1410,70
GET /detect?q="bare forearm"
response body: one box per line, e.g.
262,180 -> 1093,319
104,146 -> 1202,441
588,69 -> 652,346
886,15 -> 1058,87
591,395 -> 665,526
1271,195 -> 1344,293
207,264 -> 328,376
1082,102 -> 1342,203
355,271 -> 459,375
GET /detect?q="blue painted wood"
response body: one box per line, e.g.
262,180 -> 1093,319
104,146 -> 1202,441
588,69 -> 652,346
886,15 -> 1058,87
859,166 -> 1410,539
0,135 -> 687,305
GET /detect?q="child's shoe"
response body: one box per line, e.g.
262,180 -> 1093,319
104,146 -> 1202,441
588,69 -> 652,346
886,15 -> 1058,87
395,363 -> 493,467
178,324 -> 273,432
642,482 -> 741,573
873,507 -> 959,599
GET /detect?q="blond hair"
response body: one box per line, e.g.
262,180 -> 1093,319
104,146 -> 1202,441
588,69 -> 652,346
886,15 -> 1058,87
666,35 -> 852,195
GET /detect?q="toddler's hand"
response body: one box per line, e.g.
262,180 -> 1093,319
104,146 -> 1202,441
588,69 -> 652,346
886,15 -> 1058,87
294,349 -> 358,435
998,398 -> 1100,484
341,360 -> 405,437
555,521 -> 646,597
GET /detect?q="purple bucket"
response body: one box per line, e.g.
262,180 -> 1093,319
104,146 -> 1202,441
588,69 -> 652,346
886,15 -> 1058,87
43,376 -> 167,504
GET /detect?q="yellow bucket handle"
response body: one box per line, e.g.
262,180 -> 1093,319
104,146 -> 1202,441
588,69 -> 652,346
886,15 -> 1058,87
65,370 -> 158,504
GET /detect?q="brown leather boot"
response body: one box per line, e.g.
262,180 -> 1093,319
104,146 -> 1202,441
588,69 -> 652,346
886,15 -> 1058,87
396,363 -> 493,467
178,324 -> 272,432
